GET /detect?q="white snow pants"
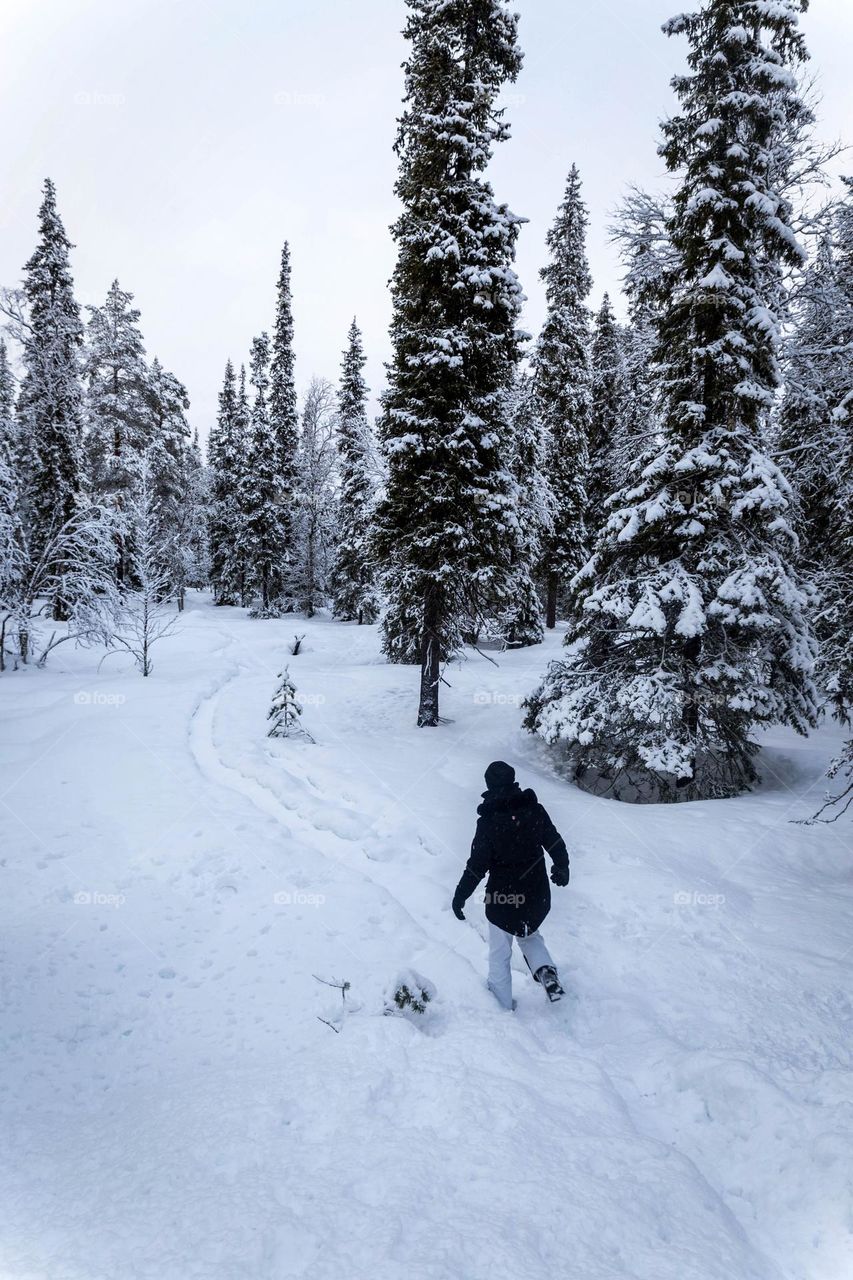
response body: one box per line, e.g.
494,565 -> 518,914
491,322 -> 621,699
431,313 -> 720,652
487,922 -> 554,1010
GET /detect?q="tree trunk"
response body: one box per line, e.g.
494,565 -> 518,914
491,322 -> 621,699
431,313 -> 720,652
545,574 -> 558,630
417,584 -> 441,727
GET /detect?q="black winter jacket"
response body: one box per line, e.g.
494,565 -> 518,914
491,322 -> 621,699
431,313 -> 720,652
454,784 -> 570,936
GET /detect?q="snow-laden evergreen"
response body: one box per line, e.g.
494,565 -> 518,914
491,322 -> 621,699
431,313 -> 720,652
376,0 -> 525,724
526,0 -> 819,801
588,293 -> 629,533
231,366 -> 253,606
534,164 -> 593,629
183,428 -> 209,591
16,179 -> 85,619
242,335 -> 288,615
778,185 -> 853,716
293,377 -> 338,618
144,359 -> 202,607
207,360 -> 246,605
610,187 -> 672,455
0,342 -> 24,663
267,666 -> 313,740
83,279 -> 150,585
269,242 -> 299,601
330,320 -> 380,625
491,373 -> 548,647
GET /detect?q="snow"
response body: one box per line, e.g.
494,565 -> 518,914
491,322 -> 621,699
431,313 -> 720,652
699,263 -> 733,291
1,595 -> 851,1280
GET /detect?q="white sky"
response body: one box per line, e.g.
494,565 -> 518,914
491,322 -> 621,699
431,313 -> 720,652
1,0 -> 851,437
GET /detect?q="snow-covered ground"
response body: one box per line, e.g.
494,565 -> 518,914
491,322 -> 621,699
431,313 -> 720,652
1,594 -> 851,1280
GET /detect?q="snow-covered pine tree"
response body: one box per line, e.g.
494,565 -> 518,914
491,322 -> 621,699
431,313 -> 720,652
526,0 -> 819,802
242,334 -> 287,615
588,293 -> 629,533
267,666 -> 312,740
534,164 -> 594,630
232,365 -> 253,606
83,279 -> 150,583
144,358 -> 195,607
493,373 -> 547,647
777,184 -> 853,715
0,340 -> 18,470
269,242 -> 299,602
330,319 -> 380,624
376,0 -> 525,724
0,342 -> 24,666
826,180 -> 853,721
183,428 -> 210,592
16,179 -> 85,619
610,186 -> 672,459
207,360 -> 245,604
294,377 -> 338,617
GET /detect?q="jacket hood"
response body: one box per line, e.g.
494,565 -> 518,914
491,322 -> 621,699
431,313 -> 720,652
478,784 -> 538,815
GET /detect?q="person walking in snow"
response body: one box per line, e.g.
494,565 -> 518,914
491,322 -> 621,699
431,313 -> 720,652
452,760 -> 570,1009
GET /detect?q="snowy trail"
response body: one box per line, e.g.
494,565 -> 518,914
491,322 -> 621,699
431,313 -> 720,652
1,596 -> 850,1279
187,636 -> 486,972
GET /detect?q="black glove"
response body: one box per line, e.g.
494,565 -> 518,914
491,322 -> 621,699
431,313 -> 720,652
550,864 -> 570,887
452,894 -> 466,920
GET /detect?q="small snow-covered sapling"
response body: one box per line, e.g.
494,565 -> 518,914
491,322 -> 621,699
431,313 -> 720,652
267,667 -> 313,741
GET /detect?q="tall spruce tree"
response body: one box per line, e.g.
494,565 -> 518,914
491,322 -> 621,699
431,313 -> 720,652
778,183 -> 853,714
16,179 -> 85,618
376,0 -> 525,725
534,165 -> 594,629
242,334 -> 287,614
0,342 -> 23,637
232,365 -> 253,606
208,359 -> 245,605
294,377 -> 338,617
331,319 -> 380,624
270,242 -> 299,599
588,293 -> 629,532
83,279 -> 150,583
610,186 -> 672,457
144,357 -> 194,605
183,427 -> 209,590
526,0 -> 818,801
498,373 -> 547,647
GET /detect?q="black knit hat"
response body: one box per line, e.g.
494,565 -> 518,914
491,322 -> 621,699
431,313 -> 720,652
484,760 -> 515,791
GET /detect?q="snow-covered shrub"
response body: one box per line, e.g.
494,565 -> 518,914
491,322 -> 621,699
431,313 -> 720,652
384,969 -> 436,1019
248,602 -> 287,620
267,667 -> 313,741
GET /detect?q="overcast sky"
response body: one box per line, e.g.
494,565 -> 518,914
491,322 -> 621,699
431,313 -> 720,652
1,0 -> 851,437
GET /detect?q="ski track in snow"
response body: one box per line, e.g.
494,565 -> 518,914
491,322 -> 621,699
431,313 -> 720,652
0,594 -> 850,1280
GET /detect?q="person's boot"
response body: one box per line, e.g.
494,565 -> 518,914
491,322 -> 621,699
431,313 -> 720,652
534,965 -> 564,1002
